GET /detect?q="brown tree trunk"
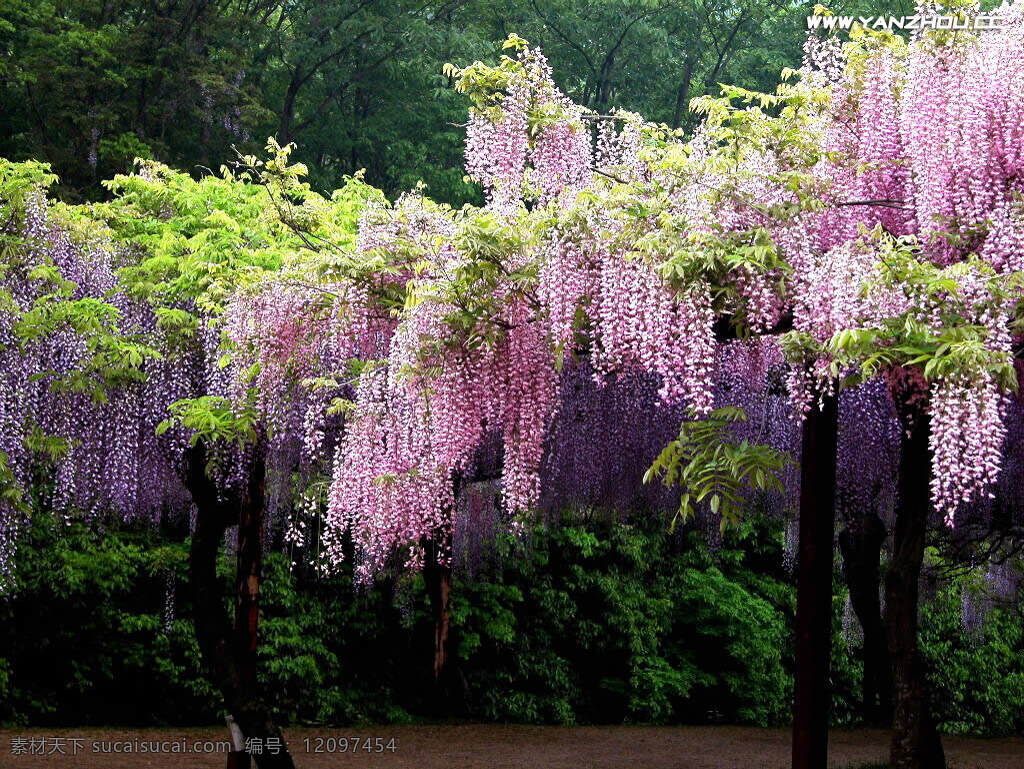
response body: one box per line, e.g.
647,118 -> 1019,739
185,442 -> 296,769
792,394 -> 839,769
839,511 -> 892,725
236,453 -> 264,691
886,414 -> 945,769
422,472 -> 468,693
424,557 -> 452,683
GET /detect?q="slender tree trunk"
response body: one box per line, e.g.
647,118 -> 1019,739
424,556 -> 452,683
186,442 -> 296,769
422,473 -> 465,702
422,526 -> 454,692
234,449 -> 265,740
886,414 -> 945,769
839,511 -> 892,725
279,73 -> 301,146
672,57 -> 696,131
792,394 -> 839,769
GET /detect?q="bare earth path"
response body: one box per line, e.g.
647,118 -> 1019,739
1,726 -> 1020,769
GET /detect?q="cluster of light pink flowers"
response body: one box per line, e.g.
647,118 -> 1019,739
223,281 -> 384,431
592,251 -> 717,412
537,220 -> 596,350
983,198 -> 1024,275
801,13 -> 1023,520
898,4 -> 1024,262
918,263 -> 1014,523
465,45 -> 594,214
930,372 -> 1008,525
324,292 -> 558,580
536,207 -> 718,416
530,119 -> 592,206
595,115 -> 646,181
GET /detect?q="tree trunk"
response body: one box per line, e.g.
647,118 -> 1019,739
595,51 -> 615,113
233,448 -> 265,766
839,511 -> 892,725
185,442 -> 296,769
792,394 -> 839,769
421,470 -> 469,695
278,73 -> 301,146
672,57 -> 697,131
886,415 -> 945,769
424,557 -> 452,683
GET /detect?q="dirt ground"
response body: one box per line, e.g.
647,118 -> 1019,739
0,725 -> 1021,769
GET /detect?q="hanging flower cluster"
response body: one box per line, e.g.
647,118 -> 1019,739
465,82 -> 529,217
539,363 -> 688,516
931,373 -> 1008,524
797,14 -> 1023,521
0,179 -> 190,586
920,262 -> 1014,524
463,43 -> 592,213
897,4 -> 1024,262
530,118 -> 592,207
836,378 -> 902,528
324,293 -> 557,580
591,248 -> 717,411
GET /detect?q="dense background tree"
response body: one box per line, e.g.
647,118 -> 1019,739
3,0 -> 945,205
482,0 -> 807,128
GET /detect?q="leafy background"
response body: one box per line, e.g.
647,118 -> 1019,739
2,511 -> 1020,734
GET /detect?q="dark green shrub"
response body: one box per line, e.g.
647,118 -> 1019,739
921,579 -> 1024,736
3,510 -> 1017,736
451,518 -> 796,726
0,513 -> 217,725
